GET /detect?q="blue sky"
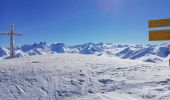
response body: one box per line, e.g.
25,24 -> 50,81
0,0 -> 170,47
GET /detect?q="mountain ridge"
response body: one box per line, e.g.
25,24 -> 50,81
0,42 -> 169,63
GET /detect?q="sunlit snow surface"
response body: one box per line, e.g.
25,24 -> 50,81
0,53 -> 170,100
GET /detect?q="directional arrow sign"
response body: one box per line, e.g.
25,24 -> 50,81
149,30 -> 170,41
149,18 -> 170,28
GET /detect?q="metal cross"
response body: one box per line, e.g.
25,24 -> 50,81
0,24 -> 22,58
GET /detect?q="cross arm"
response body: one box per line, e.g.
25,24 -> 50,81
0,32 -> 9,35
14,33 -> 23,36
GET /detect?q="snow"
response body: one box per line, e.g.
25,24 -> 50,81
0,53 -> 170,100
78,92 -> 143,100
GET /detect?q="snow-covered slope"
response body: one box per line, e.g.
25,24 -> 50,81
0,53 -> 169,100
0,42 -> 170,63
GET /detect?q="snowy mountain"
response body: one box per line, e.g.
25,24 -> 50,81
0,42 -> 170,63
0,53 -> 170,100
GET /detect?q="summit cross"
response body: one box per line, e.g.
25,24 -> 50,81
0,24 -> 22,58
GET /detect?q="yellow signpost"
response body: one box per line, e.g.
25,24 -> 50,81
149,18 -> 170,28
148,18 -> 170,41
149,30 -> 170,41
148,18 -> 170,66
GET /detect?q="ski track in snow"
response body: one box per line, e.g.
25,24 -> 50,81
0,53 -> 170,100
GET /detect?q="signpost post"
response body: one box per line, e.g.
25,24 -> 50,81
148,18 -> 170,66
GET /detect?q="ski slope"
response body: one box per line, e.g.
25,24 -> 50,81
0,53 -> 170,100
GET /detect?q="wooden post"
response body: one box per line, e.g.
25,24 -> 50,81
10,24 -> 15,58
